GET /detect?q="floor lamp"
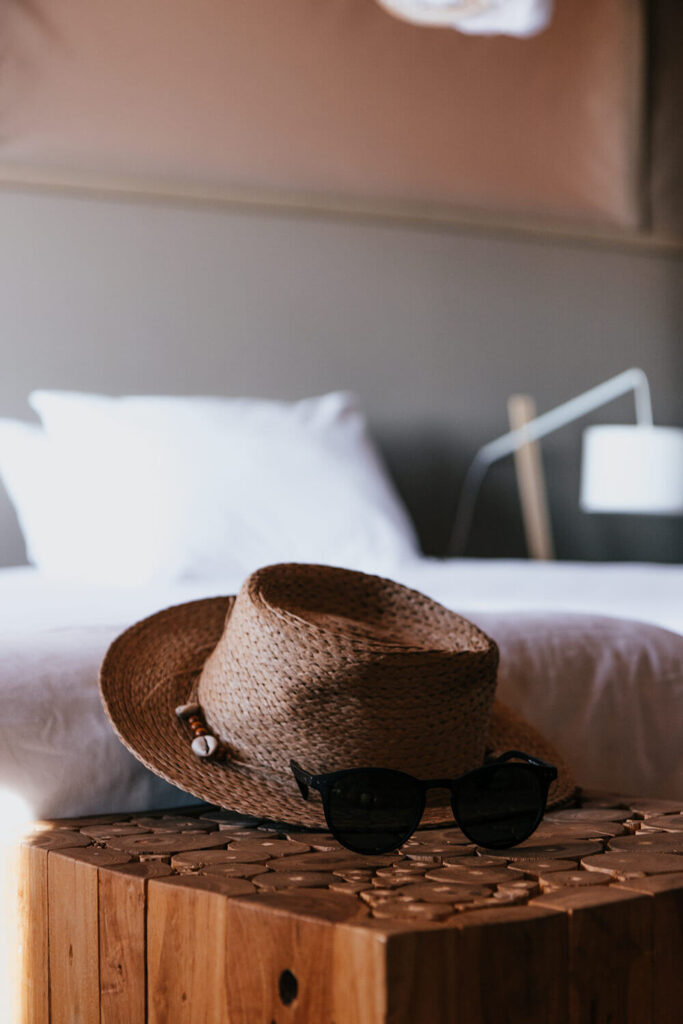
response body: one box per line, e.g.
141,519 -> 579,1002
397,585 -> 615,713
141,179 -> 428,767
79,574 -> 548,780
450,367 -> 683,557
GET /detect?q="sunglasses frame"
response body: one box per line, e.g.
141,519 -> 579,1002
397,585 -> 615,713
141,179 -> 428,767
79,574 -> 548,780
290,751 -> 558,854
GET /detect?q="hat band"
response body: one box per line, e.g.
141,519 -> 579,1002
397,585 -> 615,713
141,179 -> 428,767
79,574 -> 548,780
175,697 -> 301,782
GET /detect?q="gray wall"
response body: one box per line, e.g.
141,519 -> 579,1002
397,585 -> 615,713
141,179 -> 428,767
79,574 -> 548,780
1,186 -> 681,566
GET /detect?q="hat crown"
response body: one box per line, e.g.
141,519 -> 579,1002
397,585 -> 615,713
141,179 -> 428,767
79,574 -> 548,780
197,564 -> 499,781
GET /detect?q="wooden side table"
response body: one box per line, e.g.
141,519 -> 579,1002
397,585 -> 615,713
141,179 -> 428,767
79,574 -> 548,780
12,792 -> 683,1023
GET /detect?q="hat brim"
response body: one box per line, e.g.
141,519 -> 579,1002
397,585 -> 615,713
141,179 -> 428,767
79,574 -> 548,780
100,597 -> 576,829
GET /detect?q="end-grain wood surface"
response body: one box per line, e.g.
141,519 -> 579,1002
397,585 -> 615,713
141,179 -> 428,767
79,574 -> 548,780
11,794 -> 683,1023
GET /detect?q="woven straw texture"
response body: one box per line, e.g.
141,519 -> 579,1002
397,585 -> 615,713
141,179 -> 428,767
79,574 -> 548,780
100,564 -> 575,827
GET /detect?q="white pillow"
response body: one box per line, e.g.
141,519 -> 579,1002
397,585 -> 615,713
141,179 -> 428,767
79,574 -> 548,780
0,418 -> 186,584
22,390 -> 418,583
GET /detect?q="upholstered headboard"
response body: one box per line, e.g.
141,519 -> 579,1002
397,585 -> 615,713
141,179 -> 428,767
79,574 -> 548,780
0,0 -> 678,242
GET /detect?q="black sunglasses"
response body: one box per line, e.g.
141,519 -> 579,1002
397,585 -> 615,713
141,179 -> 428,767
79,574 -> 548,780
290,751 -> 557,855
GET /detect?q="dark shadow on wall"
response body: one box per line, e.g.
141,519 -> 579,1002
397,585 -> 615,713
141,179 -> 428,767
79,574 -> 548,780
376,422 -> 527,559
376,423 -> 459,558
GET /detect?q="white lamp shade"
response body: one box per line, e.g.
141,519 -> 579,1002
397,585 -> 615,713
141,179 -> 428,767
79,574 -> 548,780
580,425 -> 683,515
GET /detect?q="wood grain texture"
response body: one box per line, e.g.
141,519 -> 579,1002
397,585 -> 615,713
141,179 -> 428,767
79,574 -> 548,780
48,849 -> 100,1024
383,928 -> 460,1024
28,830 -> 92,851
641,814 -> 683,832
147,878 -> 383,1024
533,888 -> 653,1024
20,793 -> 683,1023
609,833 -> 683,853
453,906 -> 569,1024
10,843 -> 49,1024
147,880 -> 230,1023
613,874 -> 683,1024
106,831 -> 230,855
99,865 -> 148,1024
581,851 -> 683,879
225,897 -> 364,1024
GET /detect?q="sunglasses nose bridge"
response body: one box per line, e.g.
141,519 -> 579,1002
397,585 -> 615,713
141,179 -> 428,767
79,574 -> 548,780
422,781 -> 456,813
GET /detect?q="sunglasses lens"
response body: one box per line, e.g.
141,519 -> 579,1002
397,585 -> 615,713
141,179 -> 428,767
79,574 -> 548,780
454,764 -> 544,848
326,770 -> 423,854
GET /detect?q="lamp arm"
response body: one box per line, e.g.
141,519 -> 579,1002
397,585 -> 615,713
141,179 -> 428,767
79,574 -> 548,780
449,368 -> 653,556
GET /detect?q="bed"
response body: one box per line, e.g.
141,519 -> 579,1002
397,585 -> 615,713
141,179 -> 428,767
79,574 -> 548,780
1,389 -> 681,820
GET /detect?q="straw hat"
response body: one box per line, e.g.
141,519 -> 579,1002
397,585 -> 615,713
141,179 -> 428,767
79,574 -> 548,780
100,563 -> 575,827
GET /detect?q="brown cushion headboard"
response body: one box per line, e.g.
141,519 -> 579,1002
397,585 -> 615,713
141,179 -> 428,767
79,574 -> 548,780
0,0 -> 670,239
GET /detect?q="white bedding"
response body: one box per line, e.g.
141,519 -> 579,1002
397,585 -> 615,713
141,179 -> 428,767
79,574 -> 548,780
1,559 -> 682,818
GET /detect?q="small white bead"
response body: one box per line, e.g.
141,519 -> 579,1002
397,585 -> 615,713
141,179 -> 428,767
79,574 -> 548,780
191,734 -> 219,759
175,703 -> 201,719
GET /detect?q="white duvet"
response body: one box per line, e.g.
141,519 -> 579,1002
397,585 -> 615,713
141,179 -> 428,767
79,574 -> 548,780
1,559 -> 682,818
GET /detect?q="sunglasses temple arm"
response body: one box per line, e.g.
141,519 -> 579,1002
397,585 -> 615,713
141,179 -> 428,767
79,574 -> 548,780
495,750 -> 555,770
289,758 -> 317,801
